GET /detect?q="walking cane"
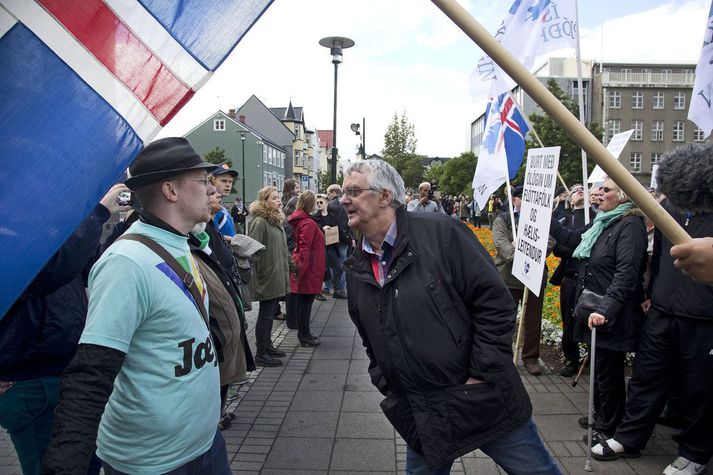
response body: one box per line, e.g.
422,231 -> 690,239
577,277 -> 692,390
572,353 -> 589,388
585,326 -> 597,472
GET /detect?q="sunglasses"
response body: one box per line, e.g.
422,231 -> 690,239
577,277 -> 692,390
600,186 -> 617,193
571,187 -> 584,193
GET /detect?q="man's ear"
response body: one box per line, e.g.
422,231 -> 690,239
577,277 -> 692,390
160,180 -> 180,203
379,190 -> 392,208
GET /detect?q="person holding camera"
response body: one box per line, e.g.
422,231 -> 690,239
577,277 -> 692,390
406,181 -> 444,213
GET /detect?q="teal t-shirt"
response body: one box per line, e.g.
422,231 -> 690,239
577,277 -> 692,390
80,221 -> 220,474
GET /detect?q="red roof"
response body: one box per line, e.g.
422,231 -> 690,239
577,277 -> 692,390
318,130 -> 333,149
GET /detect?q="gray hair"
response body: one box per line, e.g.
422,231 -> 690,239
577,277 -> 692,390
344,159 -> 405,208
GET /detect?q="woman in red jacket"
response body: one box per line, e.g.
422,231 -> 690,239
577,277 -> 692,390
288,191 -> 326,346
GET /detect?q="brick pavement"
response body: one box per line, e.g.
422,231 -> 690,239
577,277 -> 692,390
1,297 -> 708,474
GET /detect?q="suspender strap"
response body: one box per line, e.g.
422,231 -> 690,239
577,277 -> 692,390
116,234 -> 209,327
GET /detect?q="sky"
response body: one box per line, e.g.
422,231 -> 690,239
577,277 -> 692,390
158,0 -> 709,162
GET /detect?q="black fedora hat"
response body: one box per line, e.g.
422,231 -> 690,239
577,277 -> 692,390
125,137 -> 217,190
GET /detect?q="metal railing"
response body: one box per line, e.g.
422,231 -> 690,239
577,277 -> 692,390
602,71 -> 694,87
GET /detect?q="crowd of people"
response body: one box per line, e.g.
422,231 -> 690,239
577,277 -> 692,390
1,136 -> 712,474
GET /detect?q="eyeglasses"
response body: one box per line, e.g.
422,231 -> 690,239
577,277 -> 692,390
600,186 -> 618,193
343,187 -> 378,198
317,201 -> 325,204
571,187 -> 584,193
180,177 -> 210,186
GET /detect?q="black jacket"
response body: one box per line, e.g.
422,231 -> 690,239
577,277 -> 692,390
328,197 -> 351,245
550,208 -> 586,285
649,207 -> 713,320
550,209 -> 648,352
0,205 -> 109,381
345,206 -> 531,469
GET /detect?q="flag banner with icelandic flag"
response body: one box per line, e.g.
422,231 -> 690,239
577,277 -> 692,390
688,1 -> 713,138
470,0 -> 577,99
0,0 -> 273,318
472,93 -> 530,210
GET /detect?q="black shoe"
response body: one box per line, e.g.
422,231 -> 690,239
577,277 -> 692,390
255,354 -> 282,367
333,290 -> 347,299
560,361 -> 577,377
315,293 -> 327,302
579,414 -> 596,429
267,345 -> 286,357
583,430 -> 610,447
299,336 -> 321,347
286,322 -> 299,329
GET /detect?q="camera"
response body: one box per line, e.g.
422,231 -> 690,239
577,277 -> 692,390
428,180 -> 438,201
117,191 -> 132,206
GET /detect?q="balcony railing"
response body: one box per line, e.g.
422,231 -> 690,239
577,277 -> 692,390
602,71 -> 694,87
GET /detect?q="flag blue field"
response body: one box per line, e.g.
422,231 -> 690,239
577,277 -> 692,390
0,0 -> 273,318
472,93 -> 530,210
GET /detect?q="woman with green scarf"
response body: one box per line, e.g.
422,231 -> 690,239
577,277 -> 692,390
549,177 -> 648,449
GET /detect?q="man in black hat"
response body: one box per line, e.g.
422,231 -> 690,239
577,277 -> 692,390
42,138 -> 232,474
211,163 -> 239,237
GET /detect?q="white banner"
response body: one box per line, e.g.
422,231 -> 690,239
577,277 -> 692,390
587,129 -> 634,184
512,147 -> 561,296
688,1 -> 713,138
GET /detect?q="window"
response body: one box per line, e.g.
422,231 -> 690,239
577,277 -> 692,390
631,91 -> 643,109
661,68 -> 672,75
280,152 -> 285,168
621,68 -> 632,76
631,120 -> 643,141
673,121 -> 685,141
653,91 -> 665,109
630,153 -> 641,173
651,121 -> 664,141
694,127 -> 706,142
263,146 -> 268,163
609,90 -> 621,108
608,119 -> 621,139
674,92 -> 686,110
651,153 -> 662,166
641,68 -> 652,75
213,119 -> 225,131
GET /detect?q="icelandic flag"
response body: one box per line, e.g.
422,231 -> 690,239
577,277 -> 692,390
470,0 -> 577,99
688,1 -> 713,138
0,0 -> 273,318
472,93 -> 530,210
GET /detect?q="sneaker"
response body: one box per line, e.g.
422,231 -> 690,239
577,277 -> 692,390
560,361 -> 577,377
591,438 -> 641,461
255,354 -> 282,367
267,345 -> 286,357
583,430 -> 610,447
235,374 -> 250,385
315,293 -> 327,302
663,457 -> 707,475
333,289 -> 347,299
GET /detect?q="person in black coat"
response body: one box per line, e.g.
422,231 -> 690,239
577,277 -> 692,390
0,185 -> 129,475
343,159 -> 560,474
550,177 -> 648,445
549,184 -> 587,376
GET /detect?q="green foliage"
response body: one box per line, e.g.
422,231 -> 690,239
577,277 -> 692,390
204,146 -> 228,165
522,79 -> 604,187
382,111 -> 423,188
434,152 -> 477,196
317,169 -> 344,192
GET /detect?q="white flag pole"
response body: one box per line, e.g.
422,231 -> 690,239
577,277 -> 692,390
574,0 -> 591,224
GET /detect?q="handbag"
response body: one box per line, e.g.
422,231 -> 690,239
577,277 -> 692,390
573,289 -> 604,324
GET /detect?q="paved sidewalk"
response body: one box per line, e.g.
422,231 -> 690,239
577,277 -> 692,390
0,297 -> 706,474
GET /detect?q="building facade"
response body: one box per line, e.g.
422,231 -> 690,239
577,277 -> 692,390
184,110 -> 286,205
591,62 -> 698,184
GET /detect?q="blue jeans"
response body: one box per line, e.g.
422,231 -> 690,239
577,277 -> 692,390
406,418 -> 561,475
102,430 -> 231,475
324,243 -> 347,292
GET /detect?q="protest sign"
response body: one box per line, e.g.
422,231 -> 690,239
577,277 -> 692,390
512,147 -> 561,296
588,129 -> 634,184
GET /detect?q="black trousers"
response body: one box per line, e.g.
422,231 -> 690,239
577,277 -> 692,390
560,276 -> 580,364
614,308 -> 713,464
593,347 -> 626,435
295,294 -> 316,340
255,298 -> 279,355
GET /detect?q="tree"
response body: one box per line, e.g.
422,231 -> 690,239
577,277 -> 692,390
436,152 -> 477,196
523,79 -> 603,187
317,169 -> 343,193
382,111 -> 423,188
204,146 -> 227,165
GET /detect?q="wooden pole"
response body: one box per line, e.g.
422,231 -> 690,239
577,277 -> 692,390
431,0 -> 690,245
513,290 -> 529,365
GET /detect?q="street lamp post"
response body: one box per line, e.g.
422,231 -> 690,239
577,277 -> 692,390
319,36 -> 354,185
240,131 -> 246,204
351,117 -> 366,159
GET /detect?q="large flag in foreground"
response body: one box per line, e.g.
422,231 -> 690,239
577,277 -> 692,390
470,0 -> 577,99
688,1 -> 713,138
0,0 -> 273,318
472,93 -> 530,210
